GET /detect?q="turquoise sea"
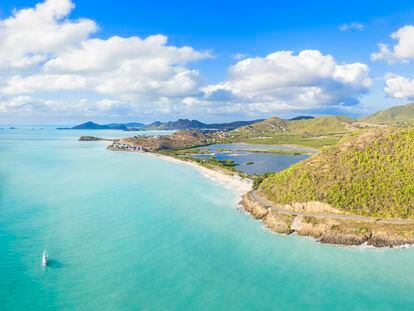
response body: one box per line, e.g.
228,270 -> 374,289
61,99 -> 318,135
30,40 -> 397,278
1,127 -> 414,310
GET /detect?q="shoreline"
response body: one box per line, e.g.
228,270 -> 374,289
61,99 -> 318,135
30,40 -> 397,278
241,190 -> 414,248
104,140 -> 414,248
149,152 -> 253,198
106,143 -> 252,199
158,152 -> 414,248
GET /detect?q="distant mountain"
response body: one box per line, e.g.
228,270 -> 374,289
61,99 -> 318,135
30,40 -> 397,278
109,122 -> 145,128
145,119 -> 206,130
145,118 -> 264,130
59,119 -> 262,131
289,116 -> 314,121
207,120 -> 265,129
69,121 -> 128,130
361,103 -> 414,125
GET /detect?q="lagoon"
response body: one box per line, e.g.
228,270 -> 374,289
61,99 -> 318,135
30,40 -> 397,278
192,151 -> 309,175
192,143 -> 312,175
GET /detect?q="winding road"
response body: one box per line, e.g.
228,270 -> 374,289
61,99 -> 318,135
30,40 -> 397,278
249,190 -> 414,225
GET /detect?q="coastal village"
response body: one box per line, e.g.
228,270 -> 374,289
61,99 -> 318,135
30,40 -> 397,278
109,142 -> 147,152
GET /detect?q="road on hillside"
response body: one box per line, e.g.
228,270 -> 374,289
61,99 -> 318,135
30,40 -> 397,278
250,190 -> 414,225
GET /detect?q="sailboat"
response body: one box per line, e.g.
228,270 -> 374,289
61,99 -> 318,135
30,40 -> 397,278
42,250 -> 48,266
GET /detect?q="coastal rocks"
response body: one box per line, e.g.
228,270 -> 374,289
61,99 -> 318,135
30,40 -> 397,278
241,193 -> 293,234
240,191 -> 414,247
263,211 -> 294,234
368,226 -> 414,247
292,217 -> 372,246
240,193 -> 269,219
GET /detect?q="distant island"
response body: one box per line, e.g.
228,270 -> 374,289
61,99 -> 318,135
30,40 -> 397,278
57,121 -> 144,131
58,118 -> 266,131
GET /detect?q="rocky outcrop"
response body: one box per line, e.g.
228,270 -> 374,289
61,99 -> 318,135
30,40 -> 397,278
241,193 -> 293,234
263,212 -> 294,235
240,193 -> 268,219
291,217 -> 372,246
369,226 -> 414,247
240,191 -> 414,247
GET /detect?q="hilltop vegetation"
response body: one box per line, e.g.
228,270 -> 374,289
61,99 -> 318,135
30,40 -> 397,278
234,115 -> 355,136
258,128 -> 414,218
288,116 -> 354,135
226,116 -> 361,148
362,103 -> 414,127
121,130 -> 215,151
115,115 -> 376,152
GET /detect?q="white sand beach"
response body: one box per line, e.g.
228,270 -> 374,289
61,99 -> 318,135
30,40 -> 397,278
151,153 -> 253,197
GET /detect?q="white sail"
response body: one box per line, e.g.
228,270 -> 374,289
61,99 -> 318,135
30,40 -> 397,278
42,250 -> 48,266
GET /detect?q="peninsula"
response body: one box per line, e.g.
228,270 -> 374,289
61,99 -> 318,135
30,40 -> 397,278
83,102 -> 414,247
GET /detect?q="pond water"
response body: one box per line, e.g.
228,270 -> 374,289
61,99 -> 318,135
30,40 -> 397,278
192,143 -> 311,175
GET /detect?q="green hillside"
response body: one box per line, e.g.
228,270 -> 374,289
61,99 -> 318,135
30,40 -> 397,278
235,115 -> 353,136
229,116 -> 357,148
233,117 -> 289,136
362,103 -> 414,126
288,116 -> 354,135
258,128 -> 414,218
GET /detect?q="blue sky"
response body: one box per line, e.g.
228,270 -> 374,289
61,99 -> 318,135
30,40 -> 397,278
1,0 -> 414,124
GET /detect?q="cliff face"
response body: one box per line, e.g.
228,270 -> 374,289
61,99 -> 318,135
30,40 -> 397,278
240,192 -> 414,247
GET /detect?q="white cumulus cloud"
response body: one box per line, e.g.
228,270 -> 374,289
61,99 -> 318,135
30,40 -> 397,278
372,25 -> 414,64
0,0 -> 97,69
0,0 -> 211,119
384,74 -> 414,99
194,50 -> 372,114
0,0 -> 373,121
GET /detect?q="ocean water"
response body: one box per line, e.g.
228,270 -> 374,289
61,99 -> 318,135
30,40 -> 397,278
1,127 -> 414,310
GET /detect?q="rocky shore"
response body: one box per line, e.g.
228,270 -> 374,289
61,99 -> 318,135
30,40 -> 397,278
241,191 -> 414,247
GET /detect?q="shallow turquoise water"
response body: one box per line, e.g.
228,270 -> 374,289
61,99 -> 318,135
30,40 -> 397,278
1,127 -> 414,310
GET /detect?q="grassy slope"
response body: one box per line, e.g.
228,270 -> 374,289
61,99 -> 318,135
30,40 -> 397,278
361,103 -> 414,126
230,116 -> 356,149
288,116 -> 354,135
258,128 -> 414,218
